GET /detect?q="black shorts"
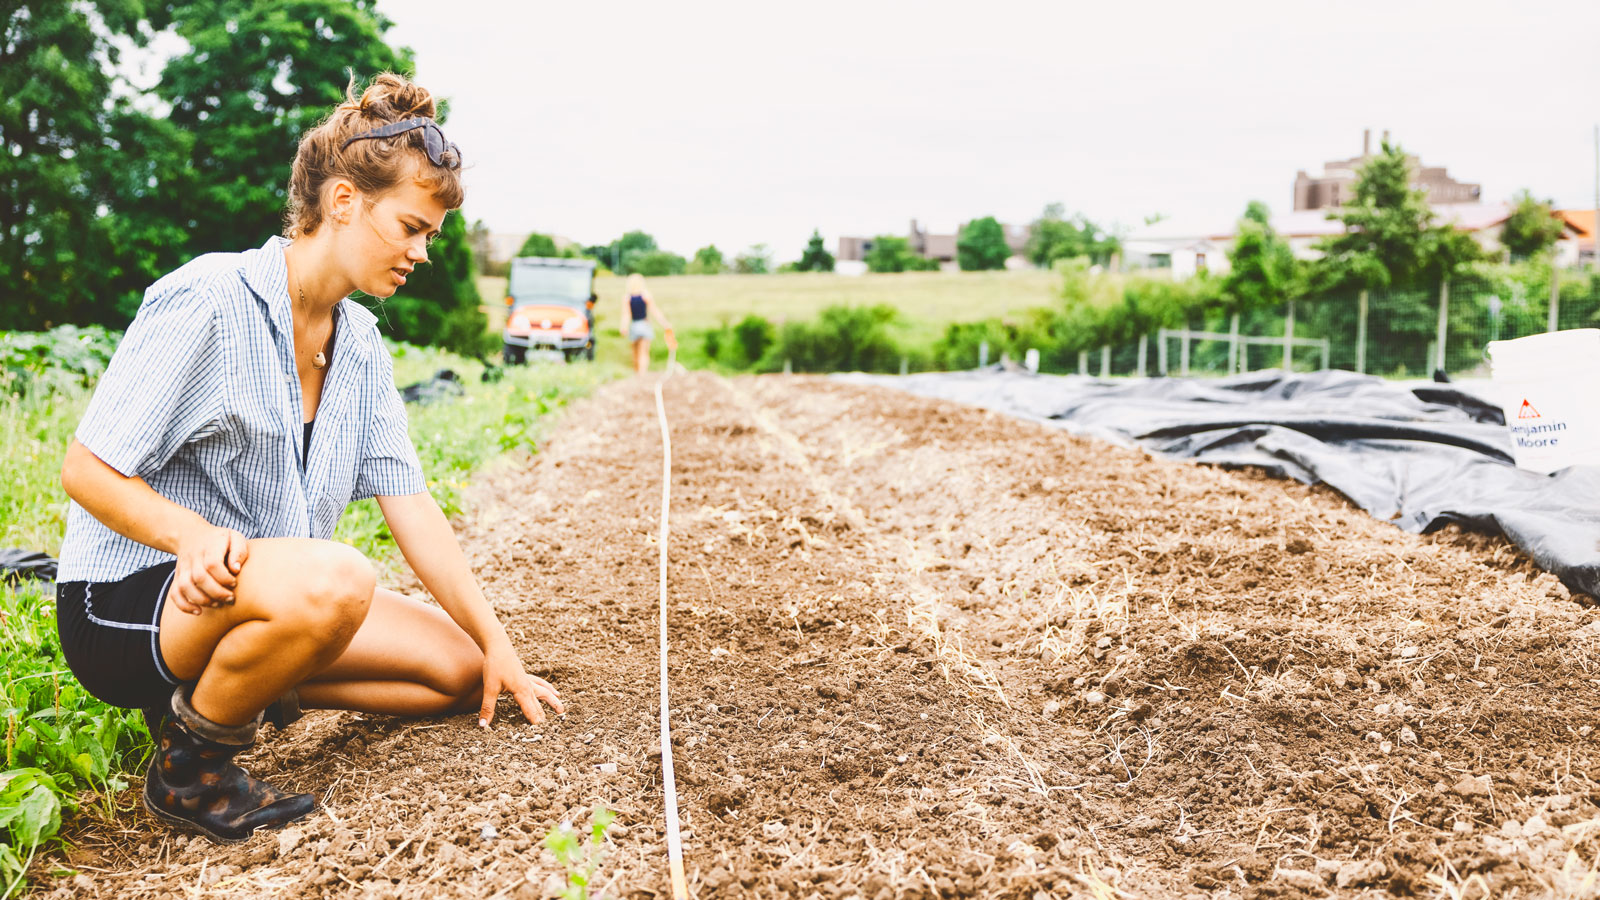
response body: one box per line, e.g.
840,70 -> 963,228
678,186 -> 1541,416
56,562 -> 182,710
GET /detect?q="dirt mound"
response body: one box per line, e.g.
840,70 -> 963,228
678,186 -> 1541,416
51,373 -> 1600,898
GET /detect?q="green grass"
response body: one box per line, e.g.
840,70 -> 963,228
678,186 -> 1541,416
478,268 -> 1064,370
0,337 -> 609,895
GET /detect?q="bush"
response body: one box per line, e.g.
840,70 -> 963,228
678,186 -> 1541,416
759,304 -> 903,373
1,325 -> 120,395
701,315 -> 776,369
865,236 -> 935,273
957,216 -> 1009,271
629,250 -> 687,277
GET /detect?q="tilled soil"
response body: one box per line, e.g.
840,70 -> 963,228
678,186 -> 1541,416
52,372 -> 1600,899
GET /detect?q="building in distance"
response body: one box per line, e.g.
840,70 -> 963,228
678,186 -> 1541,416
1293,129 -> 1481,211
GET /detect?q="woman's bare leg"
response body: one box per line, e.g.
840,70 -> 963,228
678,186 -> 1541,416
297,587 -> 483,716
634,338 -> 651,373
158,538 -> 484,726
159,538 -> 375,726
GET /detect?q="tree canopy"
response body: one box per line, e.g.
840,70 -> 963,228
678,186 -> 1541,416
957,217 -> 1010,271
734,244 -> 773,275
688,245 -> 725,275
1222,201 -> 1297,312
2,0 -> 488,354
797,229 -> 835,272
1500,190 -> 1566,260
1026,204 -> 1120,268
517,232 -> 561,258
864,236 -> 936,273
1311,139 -> 1481,291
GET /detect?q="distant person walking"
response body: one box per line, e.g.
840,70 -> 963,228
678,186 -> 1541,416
623,273 -> 675,373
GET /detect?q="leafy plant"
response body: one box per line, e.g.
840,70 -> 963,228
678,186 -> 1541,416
541,806 -> 616,900
956,216 -> 1010,271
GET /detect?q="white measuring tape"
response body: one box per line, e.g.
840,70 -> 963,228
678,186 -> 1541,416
654,347 -> 689,900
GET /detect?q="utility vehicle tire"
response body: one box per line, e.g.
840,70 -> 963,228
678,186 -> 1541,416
503,343 -> 526,365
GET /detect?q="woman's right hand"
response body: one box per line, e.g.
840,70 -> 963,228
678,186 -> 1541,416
169,525 -> 251,615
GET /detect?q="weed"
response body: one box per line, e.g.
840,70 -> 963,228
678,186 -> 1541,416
541,806 -> 617,900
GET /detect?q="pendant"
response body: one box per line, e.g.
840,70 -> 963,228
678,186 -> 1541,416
312,351 -> 327,370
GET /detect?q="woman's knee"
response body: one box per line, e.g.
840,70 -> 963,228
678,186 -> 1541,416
284,542 -> 375,636
438,640 -> 484,710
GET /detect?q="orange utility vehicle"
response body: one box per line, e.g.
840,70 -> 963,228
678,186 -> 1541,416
501,256 -> 596,364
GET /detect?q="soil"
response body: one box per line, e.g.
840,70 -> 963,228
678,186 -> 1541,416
46,372 -> 1600,899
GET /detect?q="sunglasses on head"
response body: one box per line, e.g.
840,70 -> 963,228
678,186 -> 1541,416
341,117 -> 462,168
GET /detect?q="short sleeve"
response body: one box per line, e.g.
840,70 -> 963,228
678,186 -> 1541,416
76,288 -> 228,478
352,345 -> 426,499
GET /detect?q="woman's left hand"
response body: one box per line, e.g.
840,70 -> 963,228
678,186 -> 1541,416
478,639 -> 564,727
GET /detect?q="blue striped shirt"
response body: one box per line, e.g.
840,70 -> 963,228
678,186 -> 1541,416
58,236 -> 426,583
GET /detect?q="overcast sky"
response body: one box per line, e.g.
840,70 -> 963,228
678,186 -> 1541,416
377,0 -> 1600,260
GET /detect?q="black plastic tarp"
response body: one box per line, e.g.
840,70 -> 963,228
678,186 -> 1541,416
841,369 -> 1600,598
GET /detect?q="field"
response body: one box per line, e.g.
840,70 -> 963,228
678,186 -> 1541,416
477,269 -> 1064,368
44,371 -> 1600,899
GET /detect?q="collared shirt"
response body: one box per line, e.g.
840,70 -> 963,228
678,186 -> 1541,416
58,236 -> 426,583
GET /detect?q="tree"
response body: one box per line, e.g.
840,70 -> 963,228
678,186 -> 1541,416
1222,201 -> 1297,312
1500,190 -> 1566,260
957,216 -> 1010,271
155,0 -> 412,256
517,232 -> 560,258
688,244 -> 725,274
1,1 -> 188,329
583,230 -> 659,274
1312,139 -> 1481,291
733,244 -> 772,274
864,235 -> 935,272
630,250 -> 686,277
1026,203 -> 1121,268
797,229 -> 835,272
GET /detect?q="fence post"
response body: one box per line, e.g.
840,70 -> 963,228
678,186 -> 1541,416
1077,350 -> 1088,375
1320,339 -> 1330,370
1179,331 -> 1191,376
1435,279 -> 1450,374
1023,348 -> 1039,373
1228,312 -> 1240,375
1137,334 -> 1148,377
784,358 -> 792,374
899,356 -> 908,376
1100,344 -> 1111,377
978,340 -> 989,368
1282,300 -> 1295,372
1157,329 -> 1169,375
1549,265 -> 1562,332
1356,289 -> 1369,374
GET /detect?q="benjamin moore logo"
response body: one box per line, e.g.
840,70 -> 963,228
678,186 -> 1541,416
1517,399 -> 1541,419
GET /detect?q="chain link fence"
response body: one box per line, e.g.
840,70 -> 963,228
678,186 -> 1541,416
1071,267 -> 1600,379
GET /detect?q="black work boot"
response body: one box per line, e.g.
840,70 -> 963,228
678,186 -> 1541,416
142,685 -> 317,843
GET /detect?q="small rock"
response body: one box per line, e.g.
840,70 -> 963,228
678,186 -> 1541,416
1276,868 -> 1323,889
983,734 -> 1005,747
481,824 -> 499,843
1043,700 -> 1061,715
1379,740 -> 1393,754
1364,731 -> 1383,742
1374,703 -> 1391,715
1084,691 -> 1107,705
763,821 -> 787,838
1453,819 -> 1473,833
1399,646 -> 1419,659
277,828 -> 304,858
597,762 -> 619,775
703,867 -> 733,890
1500,819 -> 1523,839
541,872 -> 567,899
1335,859 -> 1387,888
1454,774 -> 1492,798
1095,636 -> 1112,649
1399,726 -> 1418,744
710,647 -> 729,657
1525,815 -> 1548,834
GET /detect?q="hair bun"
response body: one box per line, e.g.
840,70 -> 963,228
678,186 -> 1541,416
358,72 -> 436,120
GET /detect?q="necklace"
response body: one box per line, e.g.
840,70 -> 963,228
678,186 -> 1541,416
290,261 -> 332,370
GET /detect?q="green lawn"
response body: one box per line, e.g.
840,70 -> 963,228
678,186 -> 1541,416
478,268 -> 1064,364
